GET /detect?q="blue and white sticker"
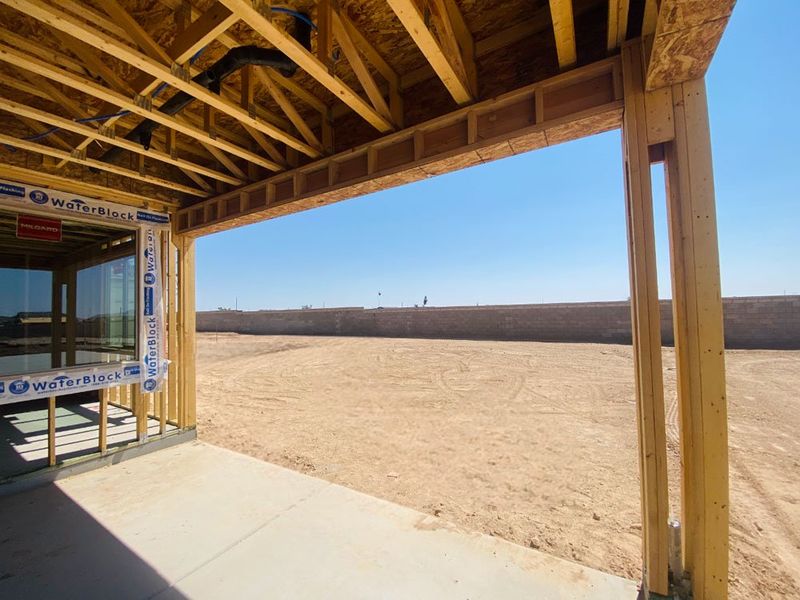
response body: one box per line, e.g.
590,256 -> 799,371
0,178 -> 170,228
0,362 -> 144,406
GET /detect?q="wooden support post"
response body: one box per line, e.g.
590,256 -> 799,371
99,387 -> 108,454
47,396 -> 56,466
177,235 -> 197,429
621,40 -> 670,596
168,235 -> 179,422
664,77 -> 728,600
133,383 -> 147,441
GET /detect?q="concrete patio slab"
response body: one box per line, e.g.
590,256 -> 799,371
0,441 -> 639,599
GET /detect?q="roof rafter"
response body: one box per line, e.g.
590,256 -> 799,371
548,0 -> 577,70
0,41 -> 282,171
0,0 -> 319,158
0,97 -> 242,186
218,0 -> 395,133
0,132 -> 207,197
386,0 -> 475,105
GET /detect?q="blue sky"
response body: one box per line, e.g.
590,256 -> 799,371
196,1 -> 799,311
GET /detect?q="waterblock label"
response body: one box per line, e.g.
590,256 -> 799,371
0,362 -> 144,406
0,178 -> 170,228
140,227 -> 167,392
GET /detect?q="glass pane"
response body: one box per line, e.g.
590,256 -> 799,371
0,268 -> 53,376
75,254 -> 136,366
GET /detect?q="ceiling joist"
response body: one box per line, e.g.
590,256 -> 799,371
0,132 -> 207,196
0,41 -> 283,171
0,96 -> 242,186
549,0 -> 578,70
0,0 -> 319,158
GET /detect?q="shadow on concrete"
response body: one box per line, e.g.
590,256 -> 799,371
0,482 -> 186,599
1,395 -> 167,480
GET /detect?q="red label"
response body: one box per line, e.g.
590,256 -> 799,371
16,214 -> 62,242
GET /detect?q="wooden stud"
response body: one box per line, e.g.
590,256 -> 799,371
621,40 -> 670,596
133,383 -> 147,441
177,235 -> 196,428
386,0 -> 474,104
168,236 -> 179,423
548,0 -> 577,70
99,387 -> 108,454
664,77 -> 728,600
219,0 -> 394,131
120,383 -> 129,410
48,396 -> 56,466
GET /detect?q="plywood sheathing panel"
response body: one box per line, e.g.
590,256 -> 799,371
645,0 -> 736,90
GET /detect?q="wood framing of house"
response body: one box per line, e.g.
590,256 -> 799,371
0,1 -> 736,598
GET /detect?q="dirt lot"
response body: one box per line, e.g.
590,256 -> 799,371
196,333 -> 800,599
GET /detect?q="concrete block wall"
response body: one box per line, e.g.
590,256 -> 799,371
197,295 -> 800,350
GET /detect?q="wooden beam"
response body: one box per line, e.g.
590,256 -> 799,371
439,0 -> 477,96
0,163 -> 173,208
548,0 -> 577,69
0,132 -> 207,196
642,0 -> 658,38
171,1 -> 238,62
331,9 -> 392,121
646,0 -> 736,90
0,97 -> 242,186
177,58 -> 623,236
316,0 -> 333,69
167,234 -> 179,423
664,77 -> 728,600
176,234 -> 196,428
15,115 -> 73,152
48,396 -> 56,466
60,0 -> 253,177
386,0 -> 474,105
621,41 -> 670,596
219,0 -> 394,132
99,387 -> 108,454
0,41 -> 283,171
337,10 -> 403,126
607,0 -> 630,50
101,0 -> 172,64
0,0 -> 319,157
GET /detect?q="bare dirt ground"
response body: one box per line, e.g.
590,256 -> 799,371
196,333 -> 800,599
